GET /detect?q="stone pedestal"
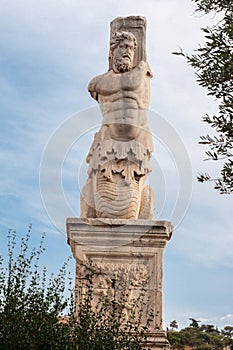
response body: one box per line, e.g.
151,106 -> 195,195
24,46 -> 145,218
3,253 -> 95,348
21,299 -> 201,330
67,218 -> 173,350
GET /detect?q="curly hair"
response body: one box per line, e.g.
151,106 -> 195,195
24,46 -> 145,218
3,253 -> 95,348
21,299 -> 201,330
110,31 -> 137,51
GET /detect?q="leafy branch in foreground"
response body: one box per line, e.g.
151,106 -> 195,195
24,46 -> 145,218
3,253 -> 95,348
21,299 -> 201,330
72,266 -> 152,349
0,225 -> 74,349
0,226 -> 151,349
173,0 -> 233,194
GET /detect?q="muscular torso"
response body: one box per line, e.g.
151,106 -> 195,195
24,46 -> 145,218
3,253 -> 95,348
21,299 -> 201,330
88,61 -> 152,140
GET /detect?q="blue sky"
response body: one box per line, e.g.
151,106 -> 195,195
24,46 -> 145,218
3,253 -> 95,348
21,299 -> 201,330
0,0 -> 232,329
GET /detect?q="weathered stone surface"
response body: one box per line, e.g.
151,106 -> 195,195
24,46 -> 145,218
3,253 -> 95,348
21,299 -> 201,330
80,16 -> 154,220
67,16 -> 174,349
67,218 -> 173,349
109,16 -> 147,69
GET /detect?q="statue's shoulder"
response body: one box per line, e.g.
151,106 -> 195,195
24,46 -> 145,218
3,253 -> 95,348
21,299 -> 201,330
88,74 -> 103,93
88,72 -> 111,100
138,60 -> 153,78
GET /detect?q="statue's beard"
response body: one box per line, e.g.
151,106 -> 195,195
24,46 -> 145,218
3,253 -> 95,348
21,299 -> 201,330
114,57 -> 133,72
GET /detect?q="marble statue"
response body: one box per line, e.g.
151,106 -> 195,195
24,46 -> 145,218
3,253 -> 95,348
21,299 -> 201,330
80,16 -> 154,219
68,19 -> 173,348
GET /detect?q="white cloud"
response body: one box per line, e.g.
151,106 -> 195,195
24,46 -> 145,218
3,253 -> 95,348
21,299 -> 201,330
220,314 -> 233,322
199,314 -> 233,329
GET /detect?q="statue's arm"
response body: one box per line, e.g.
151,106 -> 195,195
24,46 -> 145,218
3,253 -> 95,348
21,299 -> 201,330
88,74 -> 103,101
138,60 -> 153,78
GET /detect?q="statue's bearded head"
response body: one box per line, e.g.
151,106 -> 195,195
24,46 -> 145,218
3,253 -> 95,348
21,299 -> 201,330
110,31 -> 137,72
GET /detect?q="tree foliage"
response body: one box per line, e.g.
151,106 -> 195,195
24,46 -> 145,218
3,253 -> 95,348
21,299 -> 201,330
0,226 -> 150,349
0,226 -> 74,349
174,0 -> 233,194
72,272 -> 151,350
189,318 -> 201,328
170,320 -> 179,330
167,320 -> 233,350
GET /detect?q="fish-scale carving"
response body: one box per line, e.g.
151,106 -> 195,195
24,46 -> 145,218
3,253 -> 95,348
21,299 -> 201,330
95,173 -> 140,219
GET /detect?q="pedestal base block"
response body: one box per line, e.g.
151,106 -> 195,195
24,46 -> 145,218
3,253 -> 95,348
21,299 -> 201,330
67,218 -> 173,350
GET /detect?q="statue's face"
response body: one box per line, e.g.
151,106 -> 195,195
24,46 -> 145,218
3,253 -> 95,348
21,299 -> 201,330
113,39 -> 135,72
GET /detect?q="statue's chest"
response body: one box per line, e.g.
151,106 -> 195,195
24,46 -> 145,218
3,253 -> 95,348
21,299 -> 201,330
97,69 -> 143,96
